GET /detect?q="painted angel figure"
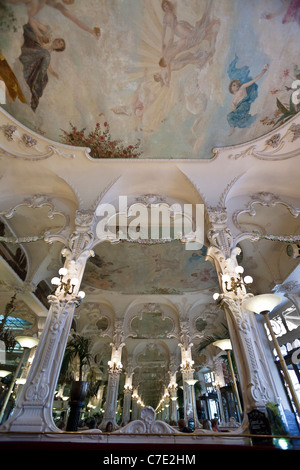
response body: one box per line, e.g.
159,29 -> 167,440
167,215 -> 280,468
5,0 -> 101,39
227,56 -> 269,135
19,23 -> 66,111
160,0 -> 220,85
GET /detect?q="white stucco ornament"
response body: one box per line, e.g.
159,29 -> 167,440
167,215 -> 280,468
114,406 -> 180,434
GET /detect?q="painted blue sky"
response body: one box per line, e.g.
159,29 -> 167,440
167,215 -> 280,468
0,0 -> 299,159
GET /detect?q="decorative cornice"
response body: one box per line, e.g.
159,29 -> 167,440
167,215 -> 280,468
227,120 -> 300,161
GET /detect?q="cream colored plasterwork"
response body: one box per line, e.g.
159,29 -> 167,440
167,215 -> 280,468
224,115 -> 300,161
233,191 -> 300,232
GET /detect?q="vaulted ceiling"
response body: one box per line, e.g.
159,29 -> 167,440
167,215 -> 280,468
0,0 -> 300,409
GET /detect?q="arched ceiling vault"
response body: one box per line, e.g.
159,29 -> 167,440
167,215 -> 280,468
0,0 -> 300,409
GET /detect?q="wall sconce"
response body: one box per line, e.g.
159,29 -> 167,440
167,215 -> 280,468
222,266 -> 253,294
168,382 -> 178,392
214,265 -> 253,299
51,267 -> 85,300
180,358 -> 194,372
124,383 -> 133,392
108,359 -> 123,373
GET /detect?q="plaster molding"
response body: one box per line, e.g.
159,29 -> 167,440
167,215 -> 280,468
114,406 -> 179,434
233,191 -> 300,232
123,299 -> 180,340
1,193 -> 69,234
78,301 -> 113,339
224,116 -> 300,161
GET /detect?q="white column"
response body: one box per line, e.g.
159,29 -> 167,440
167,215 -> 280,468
208,244 -> 284,419
131,389 -> 139,420
213,358 -> 226,424
100,344 -> 123,430
168,371 -> 178,423
0,210 -> 95,433
179,345 -> 199,426
123,372 -> 133,425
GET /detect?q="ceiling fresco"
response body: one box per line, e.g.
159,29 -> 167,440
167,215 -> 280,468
81,240 -> 218,294
0,0 -> 299,159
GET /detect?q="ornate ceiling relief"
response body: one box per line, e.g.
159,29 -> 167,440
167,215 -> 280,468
189,301 -> 226,340
233,191 -> 300,233
0,118 -> 77,161
123,301 -> 180,340
228,117 -> 300,161
76,301 -> 113,339
0,194 -> 69,234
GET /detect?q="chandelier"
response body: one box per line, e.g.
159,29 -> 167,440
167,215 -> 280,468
214,265 -> 253,299
51,267 -> 85,299
108,358 -> 123,373
180,358 -> 195,372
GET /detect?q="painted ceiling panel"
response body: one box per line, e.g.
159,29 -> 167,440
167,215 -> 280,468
82,240 -> 218,294
0,0 -> 299,159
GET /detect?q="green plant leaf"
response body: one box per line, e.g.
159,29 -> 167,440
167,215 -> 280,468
276,98 -> 289,115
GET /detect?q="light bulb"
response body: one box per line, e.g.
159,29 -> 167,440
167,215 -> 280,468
71,278 -> 78,286
78,291 -> 85,299
59,267 -> 68,276
222,274 -> 230,283
51,277 -> 60,285
213,293 -> 220,300
235,265 -> 244,274
244,275 -> 253,284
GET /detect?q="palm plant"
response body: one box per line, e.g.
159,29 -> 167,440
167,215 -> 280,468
61,333 -> 92,382
197,323 -> 238,375
197,323 -> 229,353
60,333 -> 92,432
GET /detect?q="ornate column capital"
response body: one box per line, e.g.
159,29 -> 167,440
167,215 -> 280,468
206,206 -> 233,259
